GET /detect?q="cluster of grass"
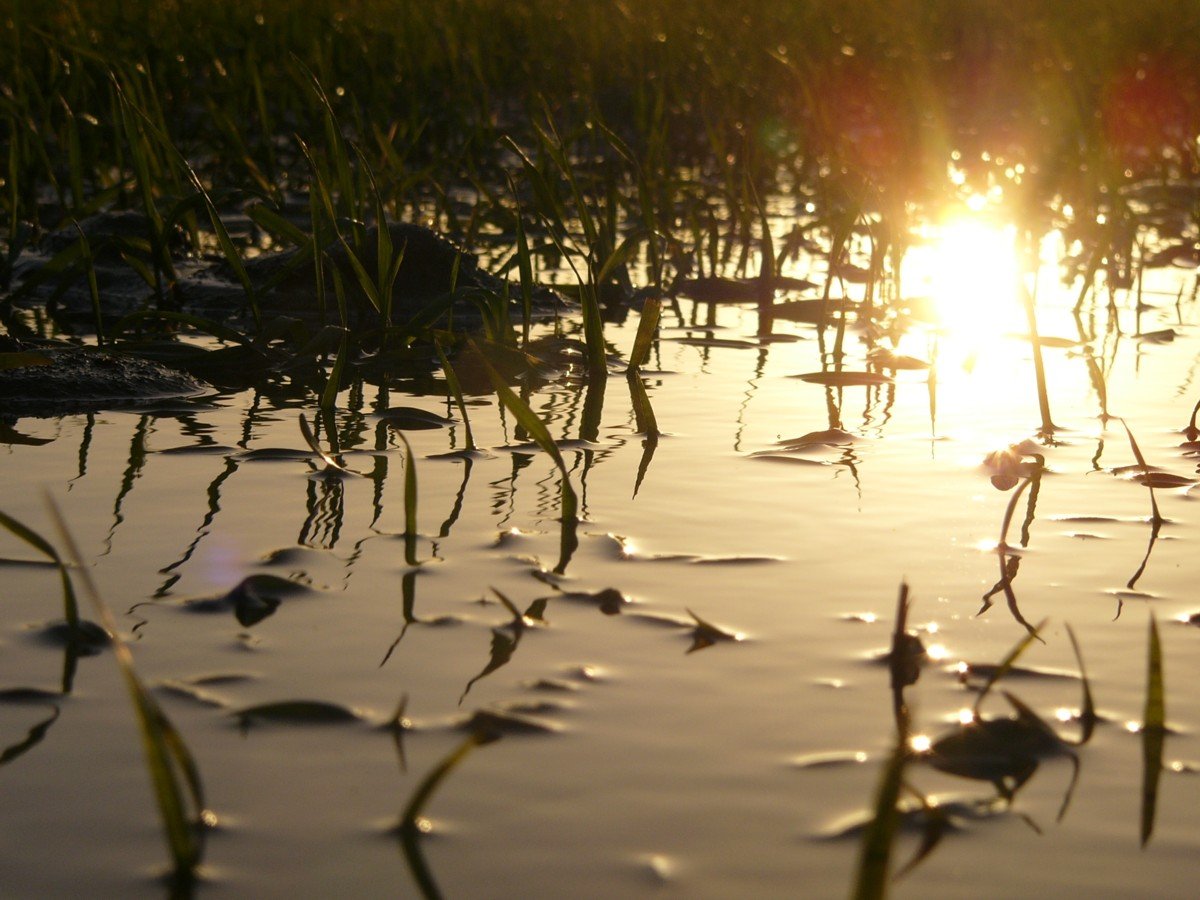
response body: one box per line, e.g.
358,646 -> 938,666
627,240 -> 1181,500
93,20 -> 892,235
2,3 -> 1198,369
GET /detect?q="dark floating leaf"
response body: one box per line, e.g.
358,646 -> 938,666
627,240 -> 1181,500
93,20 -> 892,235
674,274 -> 815,302
777,428 -> 859,448
233,700 -> 365,726
772,298 -> 858,323
29,619 -> 111,654
867,348 -> 930,370
236,447 -> 318,461
670,335 -> 759,349
927,693 -> 1067,797
685,608 -> 743,653
183,574 -> 309,627
460,708 -> 559,736
558,587 -> 629,615
1134,329 -> 1177,343
746,454 -> 833,466
1129,472 -> 1196,489
155,680 -> 231,710
376,406 -> 455,430
794,371 -> 893,386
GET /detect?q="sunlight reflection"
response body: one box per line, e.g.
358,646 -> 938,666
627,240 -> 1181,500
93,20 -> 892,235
910,734 -> 932,753
904,206 -> 1025,345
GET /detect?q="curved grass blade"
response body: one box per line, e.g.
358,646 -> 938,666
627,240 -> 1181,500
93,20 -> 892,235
971,618 -> 1048,717
1141,613 -> 1165,847
0,509 -> 81,635
400,727 -> 501,899
1065,624 -> 1096,746
627,296 -> 661,373
397,432 -> 420,566
44,495 -> 207,880
852,734 -> 907,899
320,332 -> 348,411
433,338 -> 476,452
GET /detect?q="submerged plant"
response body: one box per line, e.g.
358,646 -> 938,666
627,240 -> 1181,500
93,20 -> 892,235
469,339 -> 579,573
43,497 -> 210,887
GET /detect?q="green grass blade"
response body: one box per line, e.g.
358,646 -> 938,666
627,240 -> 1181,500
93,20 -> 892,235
627,369 -> 659,438
627,296 -> 661,372
320,333 -> 348,411
433,338 -> 476,452
399,729 -> 496,900
44,495 -> 207,878
1141,613 -> 1165,847
0,509 -> 80,633
852,736 -> 907,899
972,618 -> 1048,716
468,339 -> 568,475
1065,623 -> 1097,745
397,431 -> 419,537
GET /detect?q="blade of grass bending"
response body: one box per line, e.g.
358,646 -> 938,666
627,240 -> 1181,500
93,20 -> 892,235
469,339 -> 579,570
507,176 -> 535,346
1119,418 -> 1163,524
972,618 -> 1048,716
1065,624 -> 1097,745
433,339 -> 476,452
44,495 -> 207,878
626,296 -> 661,373
396,432 -> 419,565
852,733 -> 907,900
320,333 -> 348,411
1141,613 -> 1165,847
627,369 -> 659,438
467,340 -> 575,506
0,509 -> 80,632
400,728 -> 500,899
73,223 -> 104,345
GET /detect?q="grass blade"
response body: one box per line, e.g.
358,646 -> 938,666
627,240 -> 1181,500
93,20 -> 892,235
627,296 -> 661,373
433,338 -> 477,452
400,728 -> 500,899
1141,613 -> 1165,847
44,495 -> 207,880
852,734 -> 907,899
972,618 -> 1048,716
468,338 -> 578,570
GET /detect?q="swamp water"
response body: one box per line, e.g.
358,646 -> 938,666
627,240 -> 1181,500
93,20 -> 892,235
3,217 -> 1200,898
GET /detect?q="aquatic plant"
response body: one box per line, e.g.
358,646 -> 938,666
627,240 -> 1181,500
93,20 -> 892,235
43,498 -> 210,887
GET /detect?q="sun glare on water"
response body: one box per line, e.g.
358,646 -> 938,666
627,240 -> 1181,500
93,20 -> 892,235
904,205 -> 1027,347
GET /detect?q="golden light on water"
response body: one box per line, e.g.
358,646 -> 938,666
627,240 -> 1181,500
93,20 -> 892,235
904,203 -> 1026,346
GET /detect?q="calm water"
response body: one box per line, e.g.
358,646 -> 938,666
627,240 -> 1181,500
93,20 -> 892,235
3,215 -> 1200,898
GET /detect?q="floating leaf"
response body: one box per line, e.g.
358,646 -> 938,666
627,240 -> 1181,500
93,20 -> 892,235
794,371 -> 893,386
685,608 -> 743,653
867,349 -> 930,370
1129,472 -> 1196,489
233,700 -> 364,726
378,406 -> 455,431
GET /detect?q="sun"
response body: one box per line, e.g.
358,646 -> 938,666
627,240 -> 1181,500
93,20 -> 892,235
903,204 -> 1027,347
